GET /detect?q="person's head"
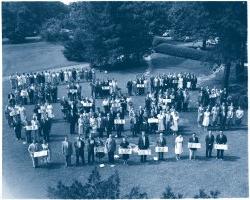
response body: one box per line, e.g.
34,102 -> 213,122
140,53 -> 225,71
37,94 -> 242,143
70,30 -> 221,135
208,130 -> 212,136
65,136 -> 68,141
109,134 -> 112,139
160,133 -> 163,138
122,137 -> 127,143
42,139 -> 46,144
192,133 -> 196,138
219,131 -> 223,135
32,139 -> 36,144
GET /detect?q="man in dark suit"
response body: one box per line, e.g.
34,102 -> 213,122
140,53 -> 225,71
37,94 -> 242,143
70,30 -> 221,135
62,136 -> 73,167
41,114 -> 51,142
105,113 -> 113,137
216,131 -> 227,160
105,134 -> 116,164
74,136 -> 85,166
205,131 -> 215,158
13,115 -> 22,140
188,133 -> 199,160
69,110 -> 77,135
138,131 -> 150,163
87,134 -> 96,164
156,133 -> 167,160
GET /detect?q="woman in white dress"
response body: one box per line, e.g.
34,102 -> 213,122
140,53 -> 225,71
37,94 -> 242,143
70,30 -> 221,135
197,105 -> 204,127
202,108 -> 210,131
235,106 -> 244,125
18,104 -> 27,123
175,134 -> 183,160
157,111 -> 165,133
46,103 -> 54,119
178,76 -> 183,89
78,114 -> 84,135
42,139 -> 51,165
171,111 -> 179,135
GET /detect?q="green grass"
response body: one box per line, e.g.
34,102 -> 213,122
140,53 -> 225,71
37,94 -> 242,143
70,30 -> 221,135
2,42 -> 248,198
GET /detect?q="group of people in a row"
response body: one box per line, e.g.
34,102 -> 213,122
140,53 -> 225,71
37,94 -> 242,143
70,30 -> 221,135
5,101 -> 55,143
126,72 -> 197,96
27,130 -> 228,168
8,83 -> 58,106
9,67 -> 95,90
90,78 -> 119,98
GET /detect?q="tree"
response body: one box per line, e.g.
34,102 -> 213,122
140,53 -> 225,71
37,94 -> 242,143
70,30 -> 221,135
63,2 -> 171,68
2,2 -> 68,43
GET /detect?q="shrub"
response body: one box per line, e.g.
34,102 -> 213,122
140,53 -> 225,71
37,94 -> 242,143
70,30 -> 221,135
161,186 -> 183,199
194,189 -> 220,198
123,186 -> 148,199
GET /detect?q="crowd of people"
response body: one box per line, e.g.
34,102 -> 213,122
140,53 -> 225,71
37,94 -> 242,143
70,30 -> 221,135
4,68 -> 245,169
126,72 -> 197,96
197,87 -> 244,130
27,130 -> 228,168
7,67 -> 95,106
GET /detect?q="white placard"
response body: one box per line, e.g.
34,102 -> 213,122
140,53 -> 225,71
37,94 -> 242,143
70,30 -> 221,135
188,143 -> 201,149
138,149 -> 151,155
114,119 -> 125,124
111,103 -> 121,108
214,144 -> 228,150
148,118 -> 159,123
33,150 -> 48,158
155,146 -> 168,153
82,102 -> 93,107
102,86 -> 110,90
69,89 -> 77,94
94,147 -> 106,153
163,99 -> 172,103
25,125 -> 38,131
118,148 -> 132,155
137,84 -> 145,88
10,111 -> 18,116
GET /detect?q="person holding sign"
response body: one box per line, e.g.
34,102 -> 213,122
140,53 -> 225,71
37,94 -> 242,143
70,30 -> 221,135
105,134 -> 117,164
62,136 -> 73,167
138,131 -> 150,163
205,131 -> 215,158
28,140 -> 40,168
120,137 -> 130,164
216,131 -> 227,160
175,133 -> 183,160
156,133 -> 167,161
74,136 -> 85,166
87,134 -> 96,164
188,133 -> 199,160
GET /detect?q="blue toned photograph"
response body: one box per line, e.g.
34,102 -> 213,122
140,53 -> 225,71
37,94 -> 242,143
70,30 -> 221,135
2,1 -> 248,199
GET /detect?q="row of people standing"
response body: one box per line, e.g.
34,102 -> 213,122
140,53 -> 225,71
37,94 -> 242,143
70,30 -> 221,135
9,67 -> 95,90
126,72 -> 197,96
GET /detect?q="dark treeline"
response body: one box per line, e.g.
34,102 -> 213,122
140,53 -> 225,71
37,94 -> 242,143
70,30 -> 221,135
2,1 -> 247,82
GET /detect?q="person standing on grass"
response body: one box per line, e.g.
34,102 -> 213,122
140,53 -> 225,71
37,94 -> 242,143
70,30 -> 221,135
62,136 -> 73,167
235,106 -> 244,125
120,137 -> 130,165
105,134 -> 117,164
156,133 -> 167,161
188,133 -> 199,160
138,131 -> 150,163
216,131 -> 227,160
87,134 -> 96,164
13,115 -> 22,141
42,139 -> 51,165
205,131 -> 214,158
74,136 -> 85,166
28,140 -> 40,168
202,108 -> 210,131
175,133 -> 183,160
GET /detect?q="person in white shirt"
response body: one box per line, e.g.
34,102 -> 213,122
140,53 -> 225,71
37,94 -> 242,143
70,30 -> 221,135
235,106 -> 244,125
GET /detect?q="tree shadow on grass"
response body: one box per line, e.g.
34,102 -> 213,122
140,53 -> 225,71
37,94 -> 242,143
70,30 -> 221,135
41,162 -> 64,170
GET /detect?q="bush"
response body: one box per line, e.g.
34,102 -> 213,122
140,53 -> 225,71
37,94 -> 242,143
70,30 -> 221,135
47,167 -> 120,199
161,186 -> 183,199
154,43 -> 209,61
123,186 -> 148,199
194,189 -> 220,198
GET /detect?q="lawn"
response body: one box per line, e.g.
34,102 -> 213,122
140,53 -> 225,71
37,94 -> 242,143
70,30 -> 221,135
2,42 -> 248,198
